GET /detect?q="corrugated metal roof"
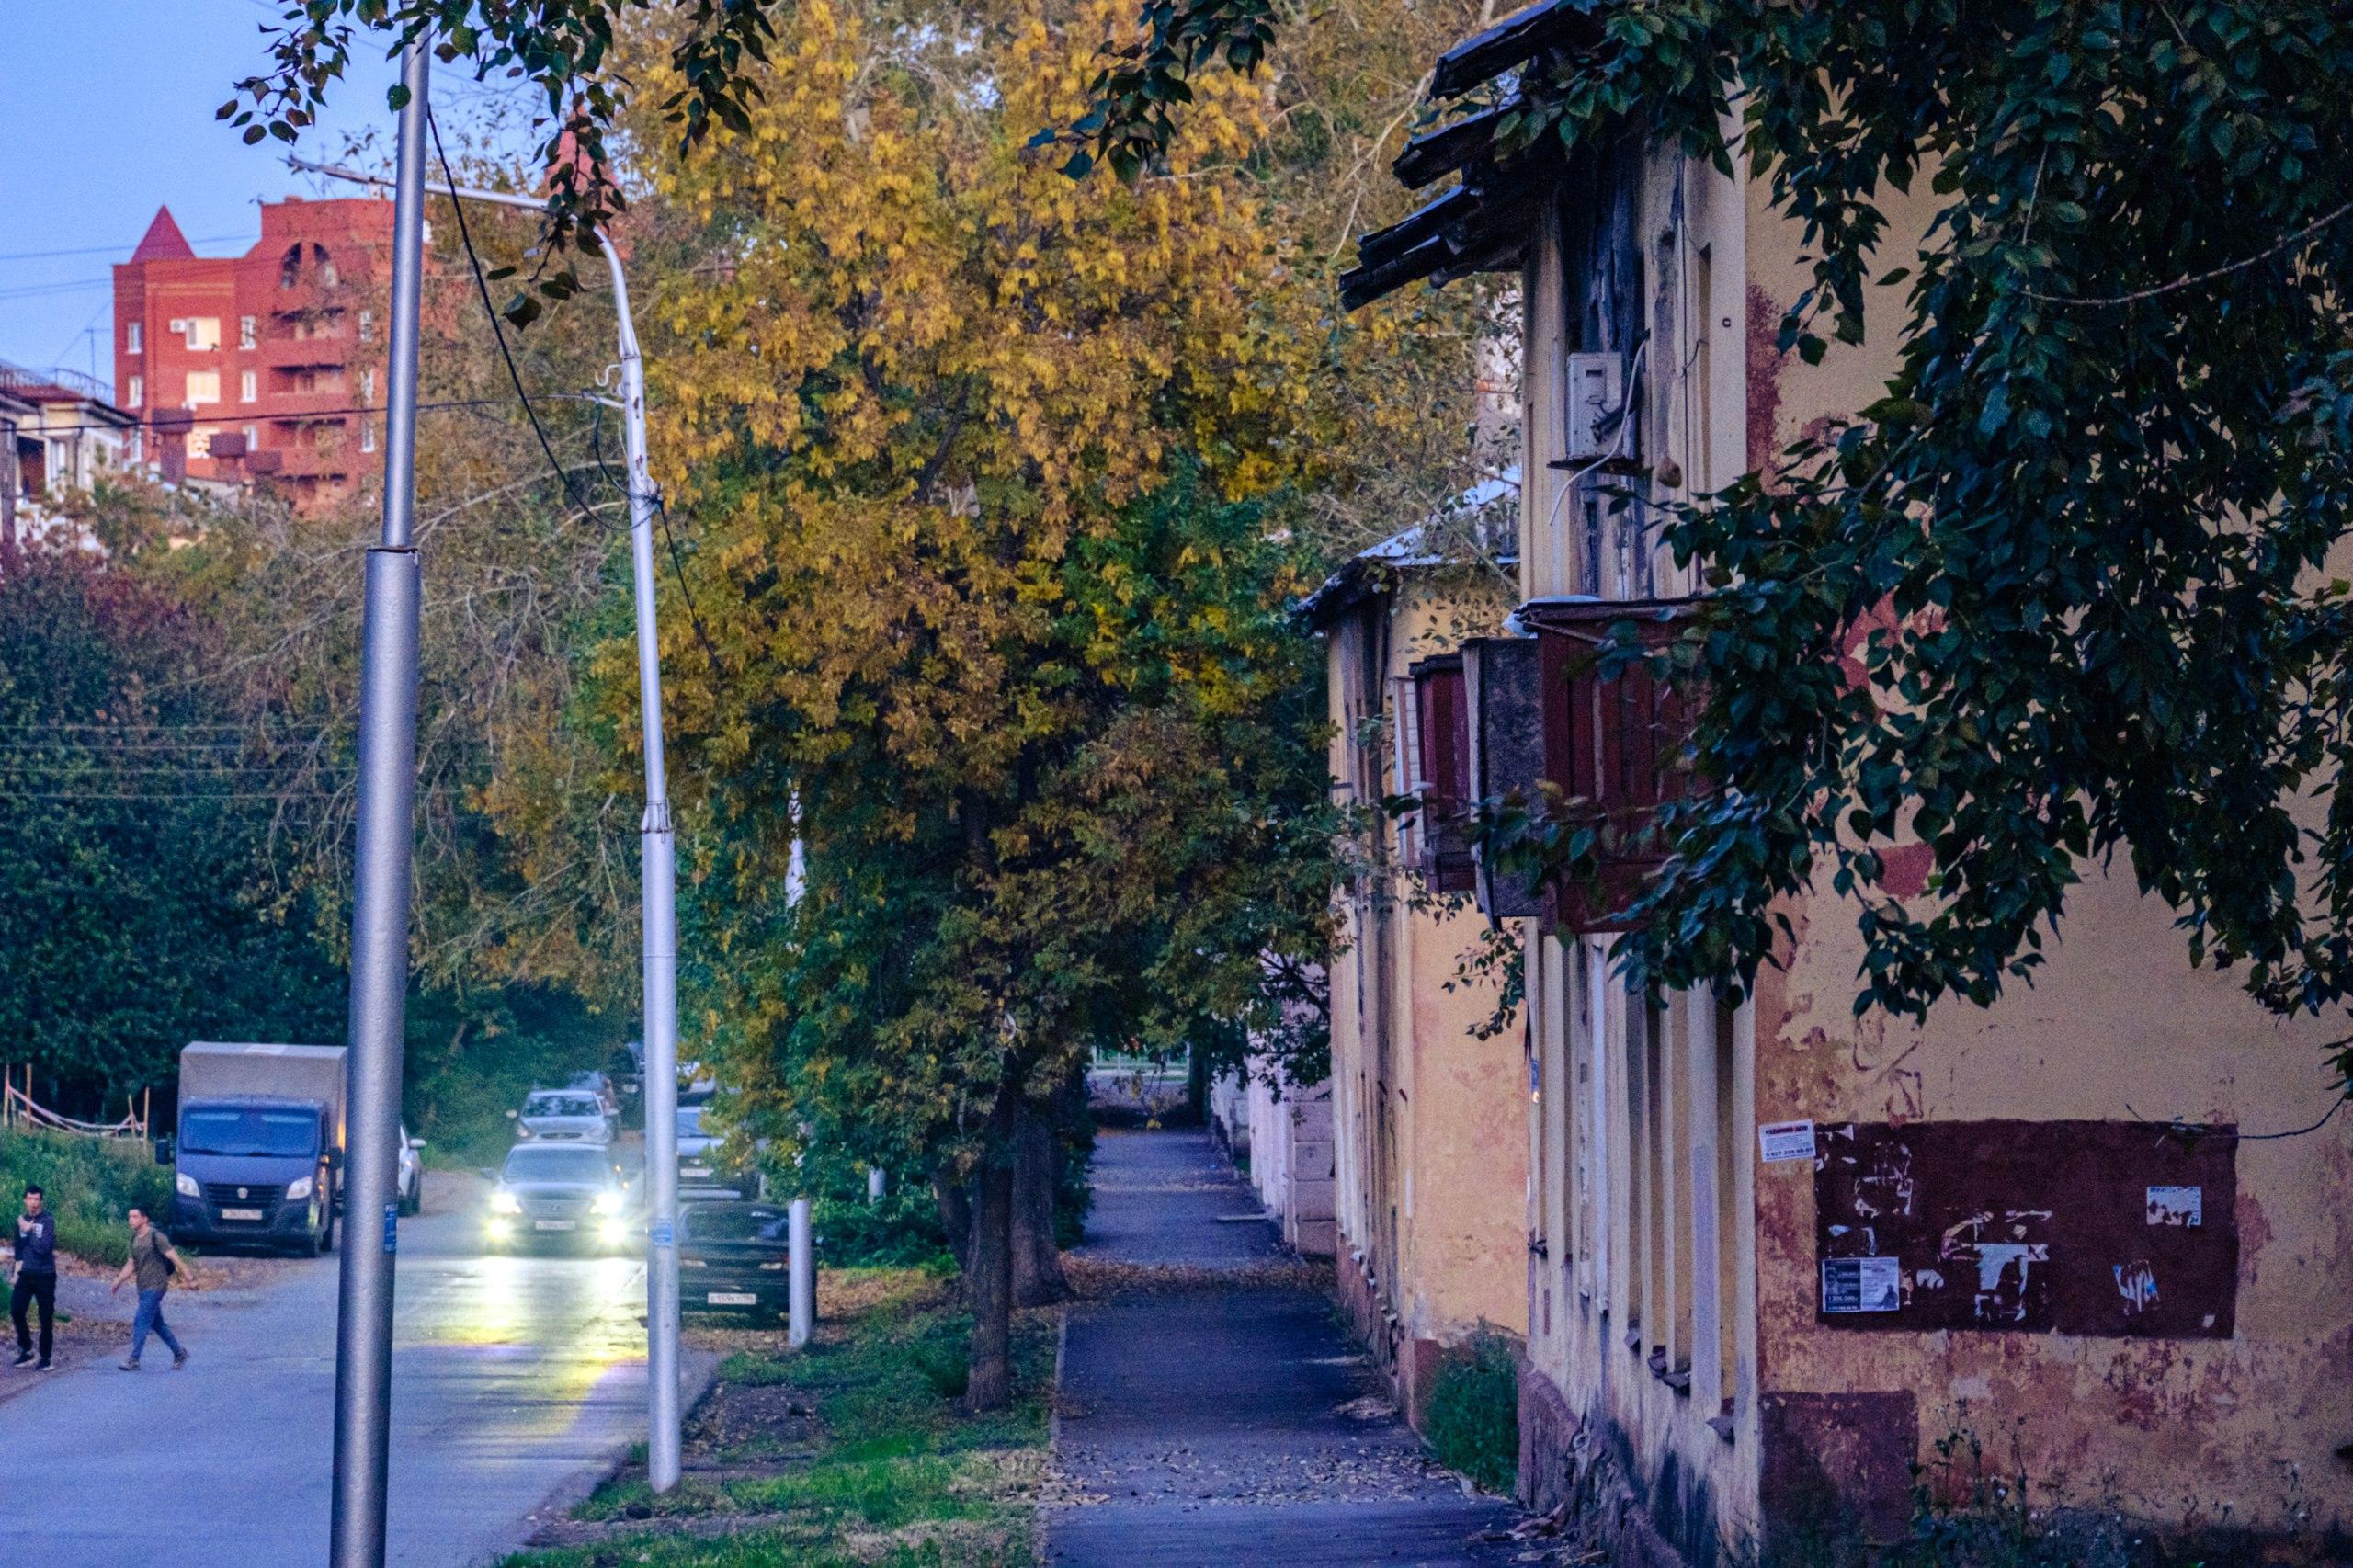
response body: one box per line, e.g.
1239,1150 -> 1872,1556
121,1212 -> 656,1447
1338,0 -> 1616,310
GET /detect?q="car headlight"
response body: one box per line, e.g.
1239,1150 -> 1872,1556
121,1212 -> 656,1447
286,1176 -> 314,1201
592,1190 -> 624,1215
490,1188 -> 521,1214
176,1171 -> 199,1199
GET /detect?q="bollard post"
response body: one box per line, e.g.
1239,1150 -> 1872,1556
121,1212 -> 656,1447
788,1198 -> 813,1348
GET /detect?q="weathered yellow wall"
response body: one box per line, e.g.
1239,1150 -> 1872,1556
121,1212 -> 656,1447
1321,572 -> 1529,1423
1745,162 -> 2353,1541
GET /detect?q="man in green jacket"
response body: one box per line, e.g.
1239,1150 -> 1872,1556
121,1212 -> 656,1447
110,1206 -> 196,1370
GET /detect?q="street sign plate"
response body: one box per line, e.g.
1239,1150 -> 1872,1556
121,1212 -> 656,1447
652,1221 -> 674,1247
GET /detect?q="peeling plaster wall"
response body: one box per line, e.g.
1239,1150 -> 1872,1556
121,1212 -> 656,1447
1743,170 -> 2353,1547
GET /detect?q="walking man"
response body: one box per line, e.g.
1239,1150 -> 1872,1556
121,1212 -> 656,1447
110,1206 -> 194,1370
11,1184 -> 56,1370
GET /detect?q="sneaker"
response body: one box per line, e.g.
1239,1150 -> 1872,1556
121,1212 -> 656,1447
10,1351 -> 31,1368
118,1359 -> 139,1371
34,1360 -> 50,1372
171,1350 -> 187,1370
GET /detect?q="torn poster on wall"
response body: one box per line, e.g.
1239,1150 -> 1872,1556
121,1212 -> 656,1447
1812,1120 -> 2236,1338
1822,1256 -> 1903,1313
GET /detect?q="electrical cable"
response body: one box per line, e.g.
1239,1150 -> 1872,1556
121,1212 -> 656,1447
426,107 -> 608,536
428,98 -> 725,686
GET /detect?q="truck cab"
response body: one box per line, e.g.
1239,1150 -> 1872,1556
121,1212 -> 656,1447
172,1098 -> 336,1253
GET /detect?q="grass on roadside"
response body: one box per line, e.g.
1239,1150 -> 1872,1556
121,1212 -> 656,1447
1424,1327 -> 1519,1496
504,1267 -> 1051,1568
0,1127 -> 172,1266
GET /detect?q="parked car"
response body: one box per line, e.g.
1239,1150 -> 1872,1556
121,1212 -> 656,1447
511,1088 -> 614,1144
396,1123 -> 426,1216
678,1200 -> 795,1319
483,1143 -> 633,1252
676,1103 -> 721,1186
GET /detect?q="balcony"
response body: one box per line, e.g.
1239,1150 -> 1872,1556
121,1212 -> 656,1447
1524,597 -> 1700,932
253,332 -> 353,371
263,386 -> 354,420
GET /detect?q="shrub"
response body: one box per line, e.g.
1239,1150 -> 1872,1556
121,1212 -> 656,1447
0,1128 -> 174,1266
1424,1328 -> 1519,1495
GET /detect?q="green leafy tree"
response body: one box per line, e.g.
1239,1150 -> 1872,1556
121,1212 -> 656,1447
0,538 -> 345,1111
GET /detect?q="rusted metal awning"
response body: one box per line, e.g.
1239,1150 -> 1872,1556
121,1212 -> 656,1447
1338,0 -> 1616,310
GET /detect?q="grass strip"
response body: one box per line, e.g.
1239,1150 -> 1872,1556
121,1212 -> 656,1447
505,1267 -> 1051,1568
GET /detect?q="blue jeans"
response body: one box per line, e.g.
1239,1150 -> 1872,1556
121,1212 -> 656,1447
130,1289 -> 182,1363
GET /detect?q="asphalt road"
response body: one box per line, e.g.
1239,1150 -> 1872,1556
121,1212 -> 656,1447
0,1171 -> 714,1568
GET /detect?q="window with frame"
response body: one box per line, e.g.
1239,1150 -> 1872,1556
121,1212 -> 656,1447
1409,655 -> 1476,892
240,370 -> 257,403
358,310 -> 375,344
183,317 -> 221,351
125,322 -> 142,355
239,315 -> 256,350
126,375 -> 142,407
183,370 -> 220,406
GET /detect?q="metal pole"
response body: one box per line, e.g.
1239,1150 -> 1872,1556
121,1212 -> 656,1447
598,244 -> 683,1495
283,148 -> 685,1495
328,39 -> 427,1568
788,1198 -> 813,1348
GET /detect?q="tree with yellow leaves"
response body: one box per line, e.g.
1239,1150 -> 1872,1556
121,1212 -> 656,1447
599,0 -> 1347,1408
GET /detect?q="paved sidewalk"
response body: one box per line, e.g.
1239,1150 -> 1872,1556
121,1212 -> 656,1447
1047,1126 -> 1527,1566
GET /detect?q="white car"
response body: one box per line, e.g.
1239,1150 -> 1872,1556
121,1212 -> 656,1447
397,1123 -> 426,1216
512,1090 -> 615,1144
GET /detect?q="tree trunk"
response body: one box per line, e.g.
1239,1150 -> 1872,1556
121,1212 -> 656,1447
934,1165 -> 972,1278
963,1139 -> 1016,1413
1011,1098 -> 1068,1307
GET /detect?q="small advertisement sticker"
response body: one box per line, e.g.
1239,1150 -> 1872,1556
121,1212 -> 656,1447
2146,1186 -> 2202,1227
652,1220 -> 675,1248
1822,1256 -> 1903,1314
1759,1119 -> 1818,1165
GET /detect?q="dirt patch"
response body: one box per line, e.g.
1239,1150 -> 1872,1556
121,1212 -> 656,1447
685,1380 -> 824,1463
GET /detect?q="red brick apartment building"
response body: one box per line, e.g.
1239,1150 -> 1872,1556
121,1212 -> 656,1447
112,198 -> 392,506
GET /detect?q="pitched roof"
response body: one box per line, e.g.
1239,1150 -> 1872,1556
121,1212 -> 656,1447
128,206 -> 195,264
1298,470 -> 1521,626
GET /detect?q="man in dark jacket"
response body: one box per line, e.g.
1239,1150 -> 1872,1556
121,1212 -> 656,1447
11,1184 -> 57,1369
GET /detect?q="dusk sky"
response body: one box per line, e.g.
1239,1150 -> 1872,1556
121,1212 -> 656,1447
0,1 -> 529,384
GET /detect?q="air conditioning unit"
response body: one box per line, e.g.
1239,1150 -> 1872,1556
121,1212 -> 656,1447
167,318 -> 187,334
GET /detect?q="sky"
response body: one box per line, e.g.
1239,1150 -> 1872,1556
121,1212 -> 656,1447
0,2 -> 527,387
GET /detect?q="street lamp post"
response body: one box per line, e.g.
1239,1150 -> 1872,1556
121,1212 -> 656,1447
293,154 -> 686,1494
330,39 -> 429,1568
